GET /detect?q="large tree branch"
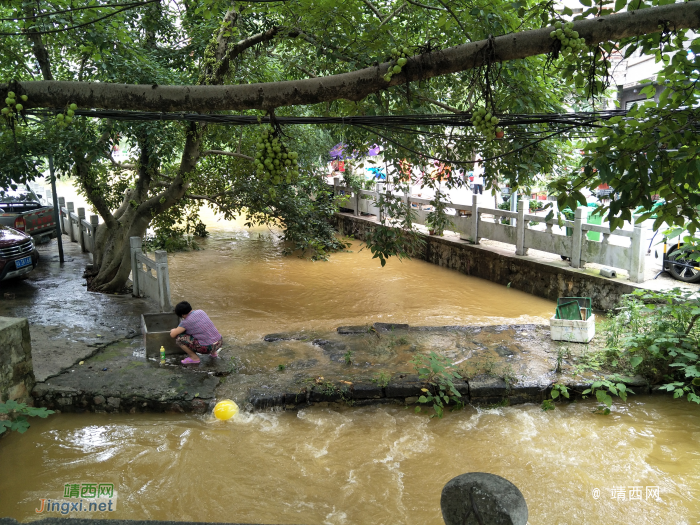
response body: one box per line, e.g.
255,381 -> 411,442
288,29 -> 356,62
137,122 -> 203,219
405,0 -> 446,12
202,7 -> 239,84
201,149 -> 254,161
361,0 -> 397,39
378,1 -> 407,28
108,152 -> 136,170
415,94 -> 462,113
7,3 -> 700,112
22,6 -> 53,81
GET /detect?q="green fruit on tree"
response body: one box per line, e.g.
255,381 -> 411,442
1,108 -> 8,115
15,104 -> 23,111
402,47 -> 410,55
67,109 -> 75,117
65,116 -> 73,123
20,95 -> 28,102
7,91 -> 15,98
69,103 -> 77,111
4,98 -> 12,105
392,65 -> 401,74
397,57 -> 407,66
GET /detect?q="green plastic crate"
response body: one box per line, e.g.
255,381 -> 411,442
556,301 -> 582,321
556,297 -> 592,321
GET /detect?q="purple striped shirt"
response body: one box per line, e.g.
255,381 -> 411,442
179,310 -> 221,346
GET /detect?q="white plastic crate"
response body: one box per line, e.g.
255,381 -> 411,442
549,313 -> 595,343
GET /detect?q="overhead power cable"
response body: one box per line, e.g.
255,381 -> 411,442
24,108 -> 632,128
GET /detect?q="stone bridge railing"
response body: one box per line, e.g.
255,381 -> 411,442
129,237 -> 172,312
56,199 -> 172,312
57,197 -> 99,255
332,178 -> 645,283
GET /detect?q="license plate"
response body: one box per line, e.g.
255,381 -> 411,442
15,256 -> 31,269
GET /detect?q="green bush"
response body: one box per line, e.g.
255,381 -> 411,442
604,289 -> 700,404
0,400 -> 54,435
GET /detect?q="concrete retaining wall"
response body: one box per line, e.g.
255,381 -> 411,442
333,213 -> 639,311
0,317 -> 35,403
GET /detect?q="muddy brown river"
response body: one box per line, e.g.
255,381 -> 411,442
167,216 -> 555,343
2,211 -> 699,524
1,400 -> 699,523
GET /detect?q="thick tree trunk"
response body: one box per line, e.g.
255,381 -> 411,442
6,2 -> 700,112
89,211 -> 151,292
87,124 -> 203,292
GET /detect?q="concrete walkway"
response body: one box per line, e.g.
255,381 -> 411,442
2,238 -> 225,411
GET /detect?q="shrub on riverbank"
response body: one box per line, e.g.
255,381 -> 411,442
603,289 -> 700,404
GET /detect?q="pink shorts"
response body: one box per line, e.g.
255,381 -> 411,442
176,334 -> 222,355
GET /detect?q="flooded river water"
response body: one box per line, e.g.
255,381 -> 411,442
2,209 -> 699,524
1,400 -> 699,524
167,216 -> 555,344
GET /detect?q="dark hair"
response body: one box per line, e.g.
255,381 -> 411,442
174,301 -> 192,318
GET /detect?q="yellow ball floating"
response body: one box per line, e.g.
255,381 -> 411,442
213,399 -> 239,421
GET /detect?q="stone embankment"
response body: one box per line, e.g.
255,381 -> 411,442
333,212 -> 639,311
26,321 -> 656,415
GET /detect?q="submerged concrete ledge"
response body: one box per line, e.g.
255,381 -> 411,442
333,212 -> 639,311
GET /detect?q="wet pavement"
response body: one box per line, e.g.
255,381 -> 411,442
1,238 -> 227,409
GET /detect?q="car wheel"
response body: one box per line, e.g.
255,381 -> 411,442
667,248 -> 700,283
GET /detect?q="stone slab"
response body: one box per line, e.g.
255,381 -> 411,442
32,339 -> 220,413
249,389 -> 285,409
351,382 -> 383,399
337,325 -> 370,334
468,376 -> 509,399
373,322 -> 410,332
385,381 -> 424,398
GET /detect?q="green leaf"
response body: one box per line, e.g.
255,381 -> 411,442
614,0 -> 626,12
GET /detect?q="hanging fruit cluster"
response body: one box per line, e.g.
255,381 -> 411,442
254,126 -> 300,185
383,46 -> 410,83
550,21 -> 586,58
1,91 -> 28,123
55,103 -> 78,128
471,107 -> 503,141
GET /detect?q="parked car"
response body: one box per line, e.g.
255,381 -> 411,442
0,225 -> 39,281
0,187 -> 57,244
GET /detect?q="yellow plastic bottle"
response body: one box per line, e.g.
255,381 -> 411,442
160,345 -> 166,364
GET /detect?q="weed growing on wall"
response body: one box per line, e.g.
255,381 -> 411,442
0,400 -> 54,435
411,352 -> 463,418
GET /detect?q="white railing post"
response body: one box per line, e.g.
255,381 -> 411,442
571,206 -> 586,268
130,237 -> 142,297
515,200 -> 529,256
58,197 -> 66,234
66,202 -> 76,242
354,189 -> 359,216
629,224 -> 646,283
510,191 -> 518,228
155,250 -> 172,312
77,208 -> 86,252
470,194 -> 480,244
90,215 -> 99,254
